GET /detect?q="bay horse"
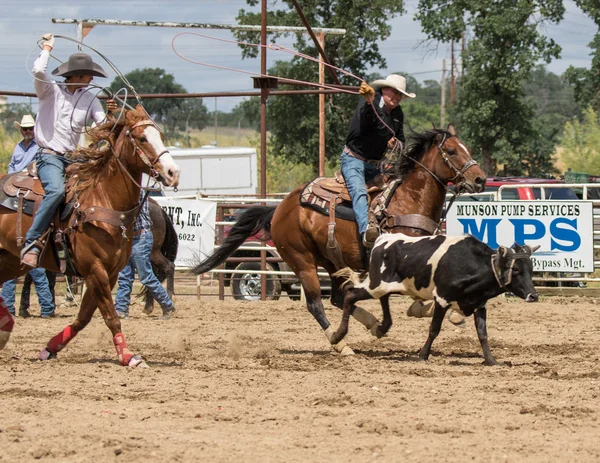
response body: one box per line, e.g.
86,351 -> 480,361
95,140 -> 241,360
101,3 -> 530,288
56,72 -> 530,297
0,105 -> 180,366
192,126 -> 486,354
138,197 -> 178,313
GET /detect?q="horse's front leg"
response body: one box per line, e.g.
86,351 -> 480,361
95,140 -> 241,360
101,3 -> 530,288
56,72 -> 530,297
38,289 -> 97,360
330,273 -> 381,337
83,266 -> 145,367
330,285 -> 373,344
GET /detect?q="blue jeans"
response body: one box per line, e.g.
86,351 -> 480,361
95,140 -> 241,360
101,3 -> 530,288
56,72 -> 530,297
24,152 -> 72,247
1,268 -> 55,316
115,230 -> 173,315
340,152 -> 380,234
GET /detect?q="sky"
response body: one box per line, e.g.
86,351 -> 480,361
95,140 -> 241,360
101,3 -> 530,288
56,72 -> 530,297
0,0 -> 597,113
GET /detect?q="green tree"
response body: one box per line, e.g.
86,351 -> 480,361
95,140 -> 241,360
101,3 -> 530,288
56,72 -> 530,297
564,1 -> 600,110
109,68 -> 208,135
560,107 -> 600,173
417,0 -> 564,176
235,0 -> 406,171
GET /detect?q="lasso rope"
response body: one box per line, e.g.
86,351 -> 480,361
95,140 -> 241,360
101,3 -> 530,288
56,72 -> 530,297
171,31 -> 401,140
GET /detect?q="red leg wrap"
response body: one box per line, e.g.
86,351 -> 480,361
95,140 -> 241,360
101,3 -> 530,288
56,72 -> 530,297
47,326 -> 77,353
0,296 -> 14,348
113,333 -> 134,366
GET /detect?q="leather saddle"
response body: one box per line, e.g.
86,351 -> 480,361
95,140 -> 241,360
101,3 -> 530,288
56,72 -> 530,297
1,165 -> 77,220
309,170 -> 384,205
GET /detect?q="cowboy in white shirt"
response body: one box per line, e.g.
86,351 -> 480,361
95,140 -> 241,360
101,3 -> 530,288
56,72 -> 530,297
21,33 -> 117,268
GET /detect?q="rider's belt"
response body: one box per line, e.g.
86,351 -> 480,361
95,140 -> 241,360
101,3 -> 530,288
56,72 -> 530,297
133,229 -> 147,237
343,146 -> 380,167
39,148 -> 72,157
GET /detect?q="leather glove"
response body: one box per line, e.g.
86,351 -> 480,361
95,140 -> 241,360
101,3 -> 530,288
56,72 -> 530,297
359,82 -> 375,104
41,33 -> 55,49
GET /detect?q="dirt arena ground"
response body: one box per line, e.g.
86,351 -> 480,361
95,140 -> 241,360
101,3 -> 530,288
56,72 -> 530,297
1,289 -> 599,462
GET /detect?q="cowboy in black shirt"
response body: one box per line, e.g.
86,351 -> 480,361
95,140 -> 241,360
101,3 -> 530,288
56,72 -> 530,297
341,74 -> 416,247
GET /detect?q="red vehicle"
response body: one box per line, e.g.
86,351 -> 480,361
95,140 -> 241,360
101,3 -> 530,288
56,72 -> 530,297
483,176 -> 579,201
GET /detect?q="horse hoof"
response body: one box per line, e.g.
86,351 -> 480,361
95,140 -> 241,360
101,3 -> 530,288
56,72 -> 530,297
38,348 -> 57,360
0,314 -> 14,349
0,332 -> 10,350
446,309 -> 466,327
407,301 -> 433,318
127,354 -> 147,367
369,323 -> 382,337
339,345 -> 355,356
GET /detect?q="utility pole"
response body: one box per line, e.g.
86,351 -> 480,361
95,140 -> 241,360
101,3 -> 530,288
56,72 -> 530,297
441,59 -> 446,127
461,32 -> 466,78
450,40 -> 455,105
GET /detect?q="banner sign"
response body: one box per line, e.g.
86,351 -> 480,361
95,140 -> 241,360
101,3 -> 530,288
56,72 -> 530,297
446,201 -> 594,272
152,197 -> 217,269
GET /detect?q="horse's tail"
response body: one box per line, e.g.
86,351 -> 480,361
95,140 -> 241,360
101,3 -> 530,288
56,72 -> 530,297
141,208 -> 179,303
160,206 -> 179,264
332,267 -> 361,288
191,206 -> 277,275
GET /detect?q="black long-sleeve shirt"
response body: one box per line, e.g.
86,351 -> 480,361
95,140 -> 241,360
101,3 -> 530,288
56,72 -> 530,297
345,92 -> 405,161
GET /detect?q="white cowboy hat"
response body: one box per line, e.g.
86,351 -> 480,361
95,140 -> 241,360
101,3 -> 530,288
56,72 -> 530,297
14,114 -> 35,130
370,74 -> 416,98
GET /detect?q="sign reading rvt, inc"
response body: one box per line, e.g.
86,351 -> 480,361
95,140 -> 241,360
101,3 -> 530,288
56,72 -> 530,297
446,201 -> 594,272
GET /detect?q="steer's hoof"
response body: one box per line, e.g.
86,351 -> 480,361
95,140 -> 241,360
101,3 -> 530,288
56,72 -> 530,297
38,348 -> 57,361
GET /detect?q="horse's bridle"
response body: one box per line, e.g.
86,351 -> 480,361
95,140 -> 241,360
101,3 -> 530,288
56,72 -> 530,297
436,132 -> 479,187
124,119 -> 171,179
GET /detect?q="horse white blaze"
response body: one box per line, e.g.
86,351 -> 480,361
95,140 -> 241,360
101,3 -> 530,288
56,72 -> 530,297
458,142 -> 471,156
144,127 -> 181,187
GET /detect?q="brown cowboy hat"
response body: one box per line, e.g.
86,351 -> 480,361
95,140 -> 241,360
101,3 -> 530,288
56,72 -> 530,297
51,53 -> 108,78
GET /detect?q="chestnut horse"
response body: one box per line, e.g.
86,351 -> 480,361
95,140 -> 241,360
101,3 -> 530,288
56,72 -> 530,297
192,127 -> 486,354
0,105 -> 180,366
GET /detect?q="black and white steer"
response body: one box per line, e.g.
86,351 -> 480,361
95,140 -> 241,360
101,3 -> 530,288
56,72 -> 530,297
332,234 -> 539,365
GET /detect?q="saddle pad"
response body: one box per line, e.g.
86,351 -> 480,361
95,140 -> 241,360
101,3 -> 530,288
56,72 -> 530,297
300,180 -> 355,222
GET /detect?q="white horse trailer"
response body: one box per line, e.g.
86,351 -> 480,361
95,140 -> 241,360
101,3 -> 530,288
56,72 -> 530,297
163,146 -> 258,197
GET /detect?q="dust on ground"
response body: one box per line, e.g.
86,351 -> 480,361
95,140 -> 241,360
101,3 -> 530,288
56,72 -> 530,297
1,292 -> 599,462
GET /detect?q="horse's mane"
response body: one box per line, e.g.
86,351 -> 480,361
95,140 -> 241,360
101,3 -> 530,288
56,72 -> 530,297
70,108 -> 146,196
390,128 -> 453,179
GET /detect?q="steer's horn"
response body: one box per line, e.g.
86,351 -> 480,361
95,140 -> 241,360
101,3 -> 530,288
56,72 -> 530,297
523,244 -> 541,255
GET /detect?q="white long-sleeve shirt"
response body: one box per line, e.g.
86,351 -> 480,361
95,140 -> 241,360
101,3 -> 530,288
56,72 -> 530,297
32,50 -> 107,154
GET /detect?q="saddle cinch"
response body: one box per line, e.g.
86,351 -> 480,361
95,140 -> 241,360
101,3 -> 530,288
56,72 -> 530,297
0,165 -> 140,274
